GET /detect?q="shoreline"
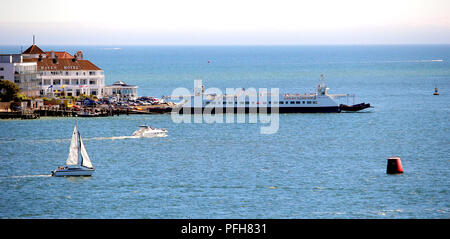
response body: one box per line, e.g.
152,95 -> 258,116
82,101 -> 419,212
0,104 -> 173,119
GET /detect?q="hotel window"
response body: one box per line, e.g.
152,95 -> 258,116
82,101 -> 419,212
89,71 -> 95,76
89,80 -> 96,85
53,79 -> 61,85
0,76 -> 3,80
0,67 -> 3,71
71,79 -> 78,85
80,79 -> 87,85
65,72 -> 69,75
64,79 -> 70,85
44,80 -> 51,85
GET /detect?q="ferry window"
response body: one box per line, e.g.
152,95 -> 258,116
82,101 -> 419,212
239,101 -> 244,104
313,101 -> 317,104
302,101 -> 305,104
280,101 -> 284,104
228,102 -> 233,104
268,101 -> 271,104
296,101 -> 300,104
223,102 -> 227,104
307,101 -> 311,104
245,101 -> 249,104
290,101 -> 295,104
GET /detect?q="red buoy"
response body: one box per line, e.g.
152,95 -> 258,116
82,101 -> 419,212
386,156 -> 404,174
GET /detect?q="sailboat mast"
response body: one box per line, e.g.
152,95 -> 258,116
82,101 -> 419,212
78,131 -> 83,166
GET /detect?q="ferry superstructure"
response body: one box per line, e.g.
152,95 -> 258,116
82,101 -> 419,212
166,75 -> 371,114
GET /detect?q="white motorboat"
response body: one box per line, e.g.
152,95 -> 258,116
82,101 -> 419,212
52,123 -> 95,177
132,125 -> 168,137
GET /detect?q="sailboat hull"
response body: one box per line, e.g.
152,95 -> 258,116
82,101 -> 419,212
51,166 -> 94,177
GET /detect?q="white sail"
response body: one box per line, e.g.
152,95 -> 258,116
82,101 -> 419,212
66,124 -> 79,165
79,135 -> 93,168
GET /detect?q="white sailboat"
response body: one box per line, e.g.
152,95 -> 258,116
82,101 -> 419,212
52,123 -> 95,177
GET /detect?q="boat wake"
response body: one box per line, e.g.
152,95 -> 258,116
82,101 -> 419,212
1,174 -> 52,179
1,135 -> 168,144
88,135 -> 168,141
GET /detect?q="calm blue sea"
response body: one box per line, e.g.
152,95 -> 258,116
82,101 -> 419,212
0,45 -> 449,218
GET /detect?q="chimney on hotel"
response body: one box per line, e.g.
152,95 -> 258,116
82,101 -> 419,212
74,51 -> 83,60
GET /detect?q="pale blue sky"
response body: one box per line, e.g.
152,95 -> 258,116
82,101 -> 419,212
1,0 -> 450,45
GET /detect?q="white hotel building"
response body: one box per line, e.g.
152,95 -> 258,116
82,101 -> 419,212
21,44 -> 105,97
0,54 -> 39,97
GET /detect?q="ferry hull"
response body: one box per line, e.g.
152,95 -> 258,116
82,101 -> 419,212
173,106 -> 341,114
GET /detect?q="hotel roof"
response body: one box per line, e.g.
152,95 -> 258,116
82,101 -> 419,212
45,51 -> 74,59
22,44 -> 46,55
23,58 -> 102,71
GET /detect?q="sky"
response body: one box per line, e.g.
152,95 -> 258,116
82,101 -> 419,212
1,0 -> 450,45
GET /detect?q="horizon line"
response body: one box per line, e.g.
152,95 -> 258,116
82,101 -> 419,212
1,43 -> 450,47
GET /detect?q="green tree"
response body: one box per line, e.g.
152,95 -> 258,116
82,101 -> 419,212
0,80 -> 20,102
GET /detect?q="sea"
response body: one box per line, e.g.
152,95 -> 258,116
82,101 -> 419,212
0,45 -> 449,218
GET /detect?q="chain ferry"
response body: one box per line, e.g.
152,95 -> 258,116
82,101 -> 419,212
167,75 -> 371,114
